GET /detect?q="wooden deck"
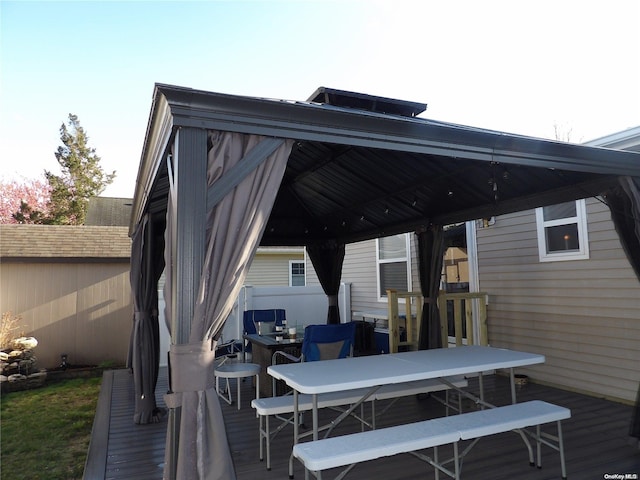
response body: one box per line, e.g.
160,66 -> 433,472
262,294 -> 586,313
85,366 -> 640,480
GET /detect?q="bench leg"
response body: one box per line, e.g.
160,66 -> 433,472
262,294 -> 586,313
515,428 -> 535,466
254,373 -> 260,416
266,414 -> 271,470
258,413 -> 264,462
557,420 -> 567,480
526,419 -> 568,479
536,424 -> 542,468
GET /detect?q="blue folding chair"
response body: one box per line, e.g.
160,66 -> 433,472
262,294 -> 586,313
270,322 -> 358,432
272,322 -> 356,393
242,309 -> 287,360
300,322 -> 357,362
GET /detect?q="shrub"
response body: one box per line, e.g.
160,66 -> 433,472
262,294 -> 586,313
0,312 -> 24,350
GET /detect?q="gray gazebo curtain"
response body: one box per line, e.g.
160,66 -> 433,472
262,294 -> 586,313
129,212 -> 165,424
606,177 -> 640,279
306,240 -> 346,324
416,225 -> 445,350
163,131 -> 293,480
604,176 -> 640,441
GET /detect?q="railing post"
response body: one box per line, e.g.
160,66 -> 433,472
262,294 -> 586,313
465,299 -> 474,346
387,290 -> 422,353
454,298 -> 463,346
438,292 -> 489,347
387,289 -> 399,353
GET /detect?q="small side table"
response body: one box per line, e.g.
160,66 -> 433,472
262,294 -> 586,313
214,362 -> 260,410
244,334 -> 304,396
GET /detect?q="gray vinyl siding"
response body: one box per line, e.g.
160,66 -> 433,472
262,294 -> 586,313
477,198 -> 640,403
307,236 -> 420,320
343,240 -> 382,316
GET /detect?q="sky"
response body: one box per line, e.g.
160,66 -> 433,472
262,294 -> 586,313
1,0 -> 639,198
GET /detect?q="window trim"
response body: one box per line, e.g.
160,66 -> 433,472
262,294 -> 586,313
535,199 -> 590,262
375,233 -> 412,301
289,260 -> 305,286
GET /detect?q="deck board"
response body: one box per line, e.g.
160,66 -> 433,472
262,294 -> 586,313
86,366 -> 640,479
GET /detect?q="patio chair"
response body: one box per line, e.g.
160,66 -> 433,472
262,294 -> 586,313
242,309 -> 287,360
272,322 -> 357,392
300,322 -> 356,362
268,322 -> 358,442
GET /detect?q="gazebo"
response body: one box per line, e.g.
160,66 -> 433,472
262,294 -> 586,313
129,84 -> 640,479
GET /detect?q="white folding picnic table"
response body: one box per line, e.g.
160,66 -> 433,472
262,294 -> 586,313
268,345 -> 545,476
270,346 -> 544,424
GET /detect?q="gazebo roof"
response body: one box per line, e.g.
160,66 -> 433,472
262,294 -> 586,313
132,84 -> 640,245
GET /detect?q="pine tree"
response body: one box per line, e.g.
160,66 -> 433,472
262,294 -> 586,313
44,114 -> 115,224
13,200 -> 47,224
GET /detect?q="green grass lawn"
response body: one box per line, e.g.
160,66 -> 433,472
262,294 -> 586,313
1,377 -> 101,480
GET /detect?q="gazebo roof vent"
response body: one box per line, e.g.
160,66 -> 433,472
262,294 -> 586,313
307,87 -> 427,117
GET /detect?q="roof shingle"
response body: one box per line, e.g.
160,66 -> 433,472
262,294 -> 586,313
0,225 -> 131,260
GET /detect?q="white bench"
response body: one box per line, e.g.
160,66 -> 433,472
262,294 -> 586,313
293,400 -> 570,480
252,376 -> 468,470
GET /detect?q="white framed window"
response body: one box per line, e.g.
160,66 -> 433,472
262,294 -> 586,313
376,233 -> 411,300
289,260 -> 305,286
535,199 -> 589,262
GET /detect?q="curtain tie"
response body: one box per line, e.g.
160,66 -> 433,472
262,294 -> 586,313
164,340 -> 217,408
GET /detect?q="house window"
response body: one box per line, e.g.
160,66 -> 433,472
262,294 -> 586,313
289,260 -> 305,286
376,233 -> 411,298
535,199 -> 589,262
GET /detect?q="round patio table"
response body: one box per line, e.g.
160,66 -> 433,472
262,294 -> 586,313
214,362 -> 260,410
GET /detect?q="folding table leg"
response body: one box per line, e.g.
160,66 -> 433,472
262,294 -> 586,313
453,441 -> 460,480
289,390 -> 299,479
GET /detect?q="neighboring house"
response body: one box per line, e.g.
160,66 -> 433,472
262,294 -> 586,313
245,247 -> 306,287
476,126 -> 640,404
305,228 -> 467,326
307,126 -> 640,404
0,197 -> 134,369
0,224 -> 133,369
306,234 -> 420,317
1,192 -> 303,370
85,196 -> 133,226
168,246 -> 306,350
